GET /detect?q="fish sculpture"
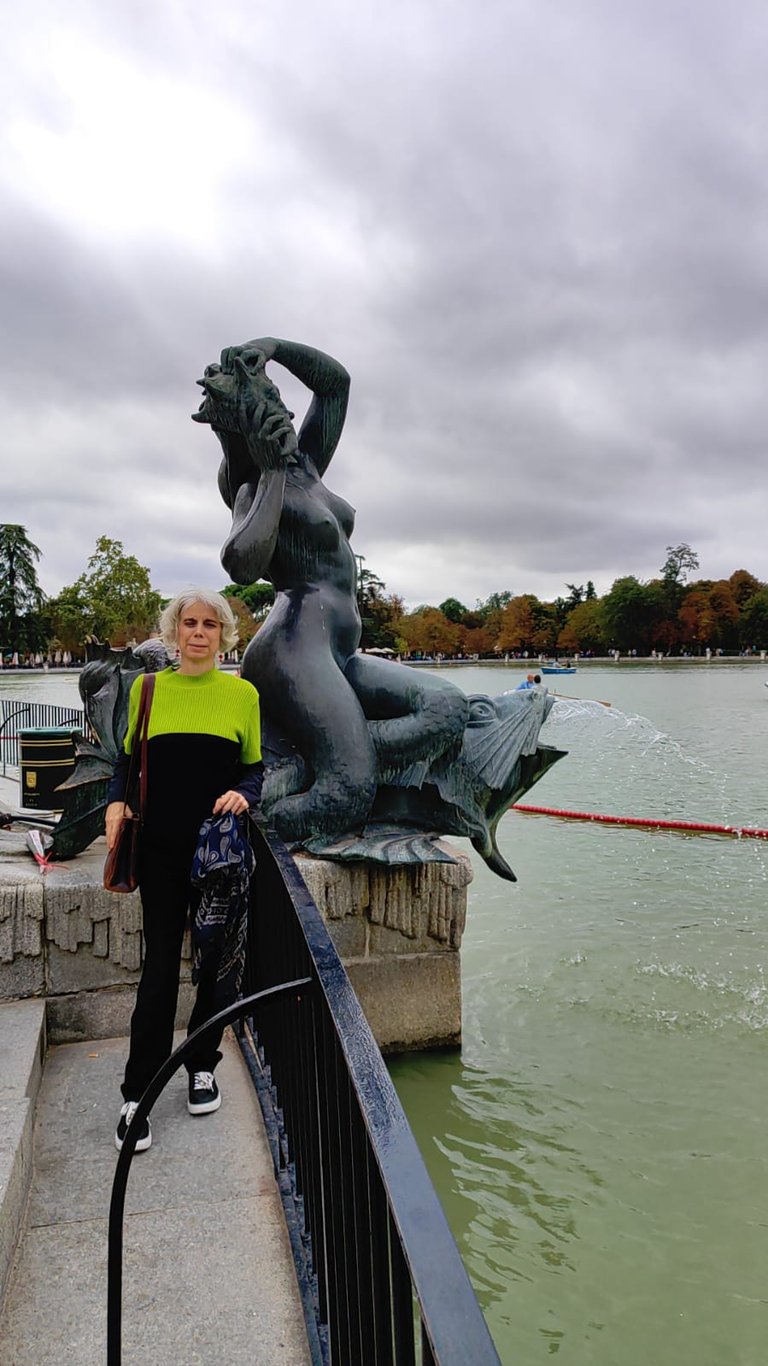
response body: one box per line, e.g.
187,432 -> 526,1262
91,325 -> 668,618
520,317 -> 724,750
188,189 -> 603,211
49,640 -> 170,859
264,687 -> 565,881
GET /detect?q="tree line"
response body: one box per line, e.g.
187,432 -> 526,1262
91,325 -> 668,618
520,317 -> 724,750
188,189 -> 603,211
2,527 -> 767,661
357,545 -> 768,657
0,528 -> 161,659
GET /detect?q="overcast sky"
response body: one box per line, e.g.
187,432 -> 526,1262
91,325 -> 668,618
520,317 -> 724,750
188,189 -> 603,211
2,0 -> 767,610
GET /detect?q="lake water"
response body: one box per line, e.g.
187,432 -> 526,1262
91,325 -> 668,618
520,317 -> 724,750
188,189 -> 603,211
390,662 -> 768,1366
3,663 -> 767,1363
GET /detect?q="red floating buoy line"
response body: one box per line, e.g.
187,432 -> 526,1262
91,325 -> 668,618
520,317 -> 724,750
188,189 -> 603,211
513,804 -> 768,840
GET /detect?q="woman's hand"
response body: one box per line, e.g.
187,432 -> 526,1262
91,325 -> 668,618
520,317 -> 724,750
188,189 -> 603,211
105,801 -> 132,850
213,790 -> 250,817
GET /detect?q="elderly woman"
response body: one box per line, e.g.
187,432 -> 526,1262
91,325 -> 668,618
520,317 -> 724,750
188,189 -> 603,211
193,337 -> 469,847
105,589 -> 263,1153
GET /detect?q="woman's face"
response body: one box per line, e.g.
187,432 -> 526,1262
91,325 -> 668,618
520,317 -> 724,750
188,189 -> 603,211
176,601 -> 222,673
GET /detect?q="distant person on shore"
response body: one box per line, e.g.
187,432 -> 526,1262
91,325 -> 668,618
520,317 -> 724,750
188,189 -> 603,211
105,589 -> 263,1153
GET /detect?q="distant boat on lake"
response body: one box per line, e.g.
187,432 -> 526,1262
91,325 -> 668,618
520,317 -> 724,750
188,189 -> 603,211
540,661 -> 577,675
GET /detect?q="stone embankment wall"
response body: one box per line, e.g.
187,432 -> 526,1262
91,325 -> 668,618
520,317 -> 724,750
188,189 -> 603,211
0,841 -> 472,1052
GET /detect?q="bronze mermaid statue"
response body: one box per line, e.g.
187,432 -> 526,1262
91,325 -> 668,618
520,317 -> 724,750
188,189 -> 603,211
192,337 -> 564,880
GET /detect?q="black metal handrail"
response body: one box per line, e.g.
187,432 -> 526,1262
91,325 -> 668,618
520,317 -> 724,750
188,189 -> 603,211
240,822 -> 500,1365
107,977 -> 313,1365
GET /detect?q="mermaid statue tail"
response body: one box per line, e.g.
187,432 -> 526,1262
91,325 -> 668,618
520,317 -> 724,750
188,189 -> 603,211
262,687 -> 565,880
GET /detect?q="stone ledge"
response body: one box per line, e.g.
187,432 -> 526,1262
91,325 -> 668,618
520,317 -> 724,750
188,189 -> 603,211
0,1000 -> 46,1310
47,981 -> 197,1045
0,872 -> 45,964
0,999 -> 47,1104
295,850 -> 472,950
0,843 -> 473,1053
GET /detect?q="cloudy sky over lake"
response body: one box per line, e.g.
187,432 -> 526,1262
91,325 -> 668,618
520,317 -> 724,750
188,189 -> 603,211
2,0 -> 767,609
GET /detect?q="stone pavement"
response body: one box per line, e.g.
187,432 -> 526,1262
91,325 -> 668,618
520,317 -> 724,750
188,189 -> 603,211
0,1029 -> 311,1365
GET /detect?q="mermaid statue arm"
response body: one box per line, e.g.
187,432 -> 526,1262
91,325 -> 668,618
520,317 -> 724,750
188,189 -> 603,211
220,466 -> 287,585
221,338 -> 350,477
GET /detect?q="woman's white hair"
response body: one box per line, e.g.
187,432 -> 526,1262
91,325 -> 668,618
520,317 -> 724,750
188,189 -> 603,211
159,589 -> 239,653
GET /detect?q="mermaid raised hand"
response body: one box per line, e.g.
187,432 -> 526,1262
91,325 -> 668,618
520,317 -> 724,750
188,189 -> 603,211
193,337 -> 469,846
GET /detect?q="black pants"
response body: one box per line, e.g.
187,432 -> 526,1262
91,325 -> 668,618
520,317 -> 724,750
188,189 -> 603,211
121,834 -> 224,1103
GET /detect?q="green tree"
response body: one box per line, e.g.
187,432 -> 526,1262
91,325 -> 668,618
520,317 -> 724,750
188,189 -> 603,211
439,597 -> 469,625
0,524 -> 45,652
227,595 -> 259,650
358,569 -> 405,651
644,580 -> 681,654
48,584 -> 90,654
222,581 -> 276,621
601,576 -> 659,653
661,543 -> 699,586
51,537 -> 161,648
557,599 -> 606,654
472,591 -> 513,648
740,588 -> 768,649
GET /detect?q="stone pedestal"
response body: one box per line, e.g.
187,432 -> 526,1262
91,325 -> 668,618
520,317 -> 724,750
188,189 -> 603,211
0,838 -> 472,1051
295,853 -> 472,1052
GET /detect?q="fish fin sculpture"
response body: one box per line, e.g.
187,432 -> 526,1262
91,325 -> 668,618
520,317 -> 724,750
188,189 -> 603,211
275,688 -> 566,880
49,640 -> 170,859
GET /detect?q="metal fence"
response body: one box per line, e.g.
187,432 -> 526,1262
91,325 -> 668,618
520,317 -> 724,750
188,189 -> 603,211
238,821 -> 500,1364
0,696 -> 91,776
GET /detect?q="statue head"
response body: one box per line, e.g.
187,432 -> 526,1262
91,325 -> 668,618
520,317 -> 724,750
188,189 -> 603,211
192,347 -> 298,464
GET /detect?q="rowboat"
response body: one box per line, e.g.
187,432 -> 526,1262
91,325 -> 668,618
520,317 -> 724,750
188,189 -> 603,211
540,662 -> 577,675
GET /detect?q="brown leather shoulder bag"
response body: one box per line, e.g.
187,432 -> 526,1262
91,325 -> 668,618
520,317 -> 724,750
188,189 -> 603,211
103,673 -> 156,894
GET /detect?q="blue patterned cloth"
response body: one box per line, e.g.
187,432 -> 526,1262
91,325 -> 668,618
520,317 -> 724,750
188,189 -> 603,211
190,813 -> 256,1010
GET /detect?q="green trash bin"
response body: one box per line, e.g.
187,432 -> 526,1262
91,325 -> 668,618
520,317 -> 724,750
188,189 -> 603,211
20,728 -> 81,812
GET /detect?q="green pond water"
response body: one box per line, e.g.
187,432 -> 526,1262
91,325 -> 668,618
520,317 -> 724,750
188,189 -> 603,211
4,664 -> 767,1363
389,663 -> 768,1366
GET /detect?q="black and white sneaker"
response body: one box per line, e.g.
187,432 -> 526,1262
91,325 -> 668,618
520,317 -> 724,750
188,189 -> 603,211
187,1071 -> 221,1115
115,1101 -> 152,1152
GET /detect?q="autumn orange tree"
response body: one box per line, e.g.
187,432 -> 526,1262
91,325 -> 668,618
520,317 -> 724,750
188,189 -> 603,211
398,607 -> 461,656
557,599 -> 606,654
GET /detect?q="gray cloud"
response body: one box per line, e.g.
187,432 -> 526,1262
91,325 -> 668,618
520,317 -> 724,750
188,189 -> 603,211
2,0 -> 767,610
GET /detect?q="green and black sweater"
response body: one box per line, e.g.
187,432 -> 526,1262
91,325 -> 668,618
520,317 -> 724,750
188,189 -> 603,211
107,667 -> 264,845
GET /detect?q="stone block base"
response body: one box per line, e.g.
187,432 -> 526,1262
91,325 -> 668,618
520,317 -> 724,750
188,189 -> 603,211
345,952 -> 461,1053
295,850 -> 471,1052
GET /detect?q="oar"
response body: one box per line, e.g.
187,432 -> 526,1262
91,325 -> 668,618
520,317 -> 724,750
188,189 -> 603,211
551,691 -> 612,708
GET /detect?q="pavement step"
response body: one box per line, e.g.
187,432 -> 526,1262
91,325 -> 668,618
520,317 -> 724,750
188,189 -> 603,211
0,999 -> 46,1306
0,1030 -> 311,1365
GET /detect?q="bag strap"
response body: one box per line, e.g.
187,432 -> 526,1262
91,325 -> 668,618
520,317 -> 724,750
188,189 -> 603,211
124,672 -> 157,822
